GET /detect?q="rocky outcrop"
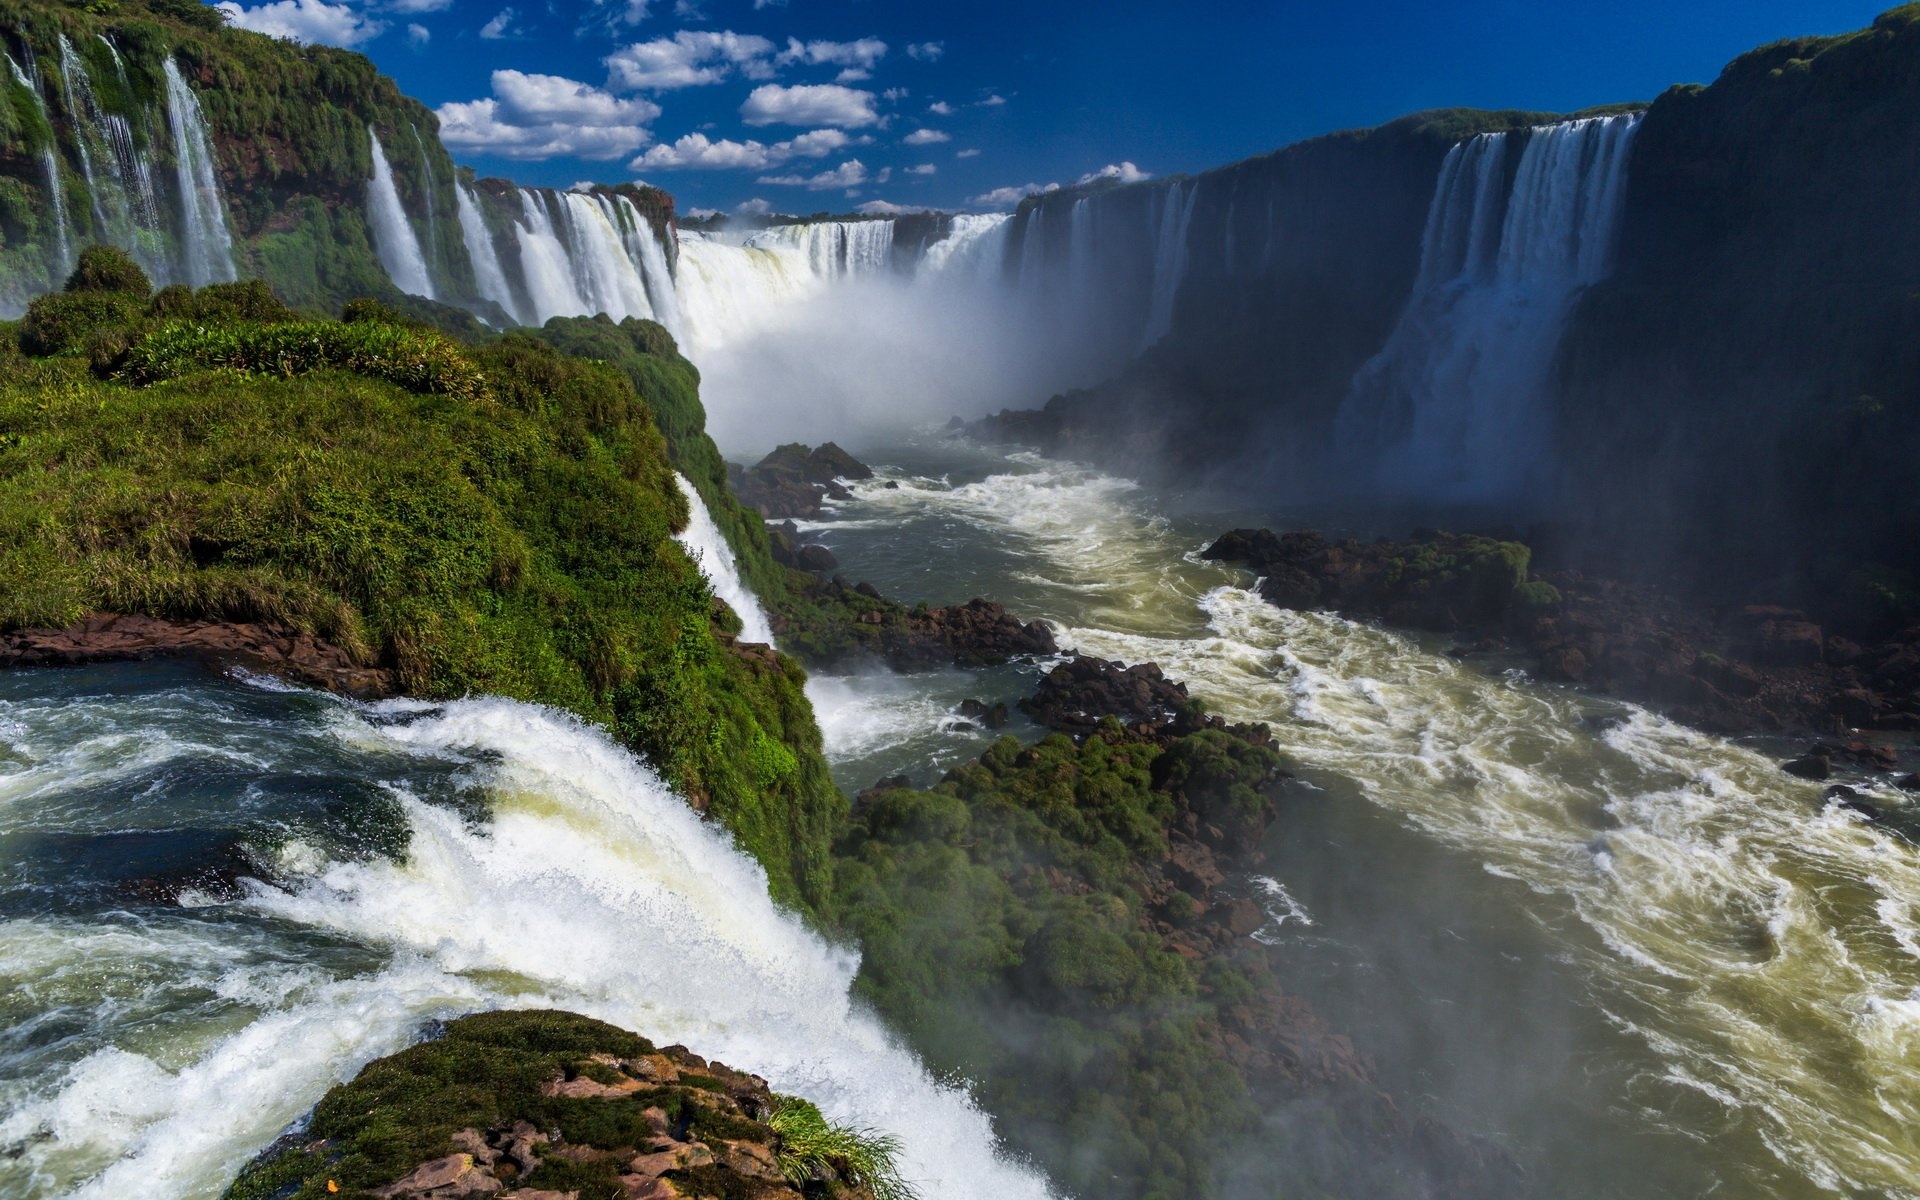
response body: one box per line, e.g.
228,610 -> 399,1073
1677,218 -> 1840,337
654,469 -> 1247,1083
777,576 -> 1057,672
729,443 -> 873,520
0,613 -> 394,698
224,1010 -> 886,1200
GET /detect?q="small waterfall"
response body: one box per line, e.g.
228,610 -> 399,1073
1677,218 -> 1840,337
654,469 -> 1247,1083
747,220 -> 894,278
1335,113 -> 1643,499
614,196 -> 684,343
456,184 -> 521,324
1140,180 -> 1197,348
6,53 -> 68,276
55,34 -> 165,278
672,472 -> 775,645
161,59 -> 235,287
558,191 -> 654,322
365,126 -> 435,299
920,213 -> 1010,276
408,125 -> 442,278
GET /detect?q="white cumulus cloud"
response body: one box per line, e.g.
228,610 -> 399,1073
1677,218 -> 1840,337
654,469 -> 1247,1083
735,197 -> 776,215
740,83 -> 879,128
385,0 -> 449,12
437,69 -> 658,160
214,0 -> 383,46
905,163 -> 936,175
856,199 -> 930,214
630,127 -> 862,170
757,158 -> 869,190
956,147 -> 981,158
405,21 -> 429,44
605,30 -> 776,90
901,128 -> 948,145
906,41 -> 944,61
776,37 -> 887,72
970,181 -> 1060,208
1076,161 -> 1150,185
479,7 -> 517,38
927,100 -> 954,115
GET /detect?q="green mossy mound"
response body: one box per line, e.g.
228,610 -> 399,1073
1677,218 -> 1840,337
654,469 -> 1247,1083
827,725 -> 1293,1200
223,1010 -> 899,1200
0,282 -> 842,905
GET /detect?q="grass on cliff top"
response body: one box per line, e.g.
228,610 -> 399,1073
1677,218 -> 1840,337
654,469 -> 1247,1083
0,251 -> 842,906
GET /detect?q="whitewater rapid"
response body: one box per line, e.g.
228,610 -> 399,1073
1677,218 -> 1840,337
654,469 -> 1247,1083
802,442 -> 1920,1199
0,671 -> 1054,1199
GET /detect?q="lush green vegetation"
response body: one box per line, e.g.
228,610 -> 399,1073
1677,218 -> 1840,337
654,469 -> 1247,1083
0,257 -> 842,905
825,723 -> 1299,1200
767,1095 -> 913,1200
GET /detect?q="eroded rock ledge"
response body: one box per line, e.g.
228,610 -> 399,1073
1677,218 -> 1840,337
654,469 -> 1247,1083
0,614 -> 395,698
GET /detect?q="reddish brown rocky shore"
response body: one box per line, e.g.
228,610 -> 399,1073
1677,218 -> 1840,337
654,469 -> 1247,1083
0,613 -> 395,697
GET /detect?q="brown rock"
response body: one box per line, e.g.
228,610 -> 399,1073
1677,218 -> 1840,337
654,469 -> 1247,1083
627,1140 -> 714,1177
718,1139 -> 783,1181
370,1153 -> 502,1198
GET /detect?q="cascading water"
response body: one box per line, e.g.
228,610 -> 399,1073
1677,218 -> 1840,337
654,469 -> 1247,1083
1140,179 -> 1198,348
0,664 -> 1057,1200
558,191 -> 654,321
160,59 -> 235,288
1334,113 -> 1643,499
5,53 -> 68,278
455,184 -> 521,324
672,472 -> 776,644
614,194 -> 684,341
408,125 -> 441,278
365,125 -> 435,299
54,34 -> 166,280
920,213 -> 1010,276
747,219 -> 896,278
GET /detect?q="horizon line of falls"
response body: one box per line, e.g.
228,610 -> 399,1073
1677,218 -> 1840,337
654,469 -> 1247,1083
0,38 -> 238,310
1333,112 -> 1643,501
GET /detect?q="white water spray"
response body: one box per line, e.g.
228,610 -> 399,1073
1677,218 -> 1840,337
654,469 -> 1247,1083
672,472 -> 775,644
365,126 -> 435,299
1335,114 -> 1642,499
161,59 -> 235,288
456,184 -> 520,324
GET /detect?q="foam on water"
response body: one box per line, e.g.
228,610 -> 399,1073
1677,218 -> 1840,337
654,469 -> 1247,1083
802,443 -> 1920,1197
0,679 -> 1055,1200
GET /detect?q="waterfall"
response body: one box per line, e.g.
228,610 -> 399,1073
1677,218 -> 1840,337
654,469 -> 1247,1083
672,472 -> 775,644
614,195 -> 684,343
456,184 -> 521,324
365,126 -> 435,299
6,53 -> 68,277
920,213 -> 1010,276
55,34 -> 166,279
746,220 -> 895,278
161,59 -> 235,287
408,125 -> 441,278
1334,113 -> 1643,499
1140,180 -> 1197,348
559,191 -> 654,321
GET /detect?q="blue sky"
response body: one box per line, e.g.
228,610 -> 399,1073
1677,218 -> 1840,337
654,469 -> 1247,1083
208,0 -> 1890,214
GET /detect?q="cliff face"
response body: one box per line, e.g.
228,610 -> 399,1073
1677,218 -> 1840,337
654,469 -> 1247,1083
985,109 -> 1575,480
1552,4 -> 1920,612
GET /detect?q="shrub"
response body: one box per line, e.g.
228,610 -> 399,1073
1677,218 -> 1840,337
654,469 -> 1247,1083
19,290 -> 145,356
63,244 -> 152,296
768,1095 -> 916,1200
117,318 -> 489,401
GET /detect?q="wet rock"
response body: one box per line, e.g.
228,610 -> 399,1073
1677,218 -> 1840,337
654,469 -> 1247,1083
794,544 -> 839,573
731,443 -> 874,519
1783,752 -> 1832,781
370,1153 -> 502,1198
0,613 -> 394,698
1020,655 -> 1192,736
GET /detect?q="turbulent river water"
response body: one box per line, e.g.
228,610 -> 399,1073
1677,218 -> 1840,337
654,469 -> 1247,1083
4,435 -> 1919,1199
797,436 -> 1920,1200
